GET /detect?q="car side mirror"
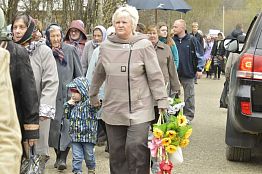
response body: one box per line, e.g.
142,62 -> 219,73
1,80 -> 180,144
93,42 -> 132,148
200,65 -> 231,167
224,39 -> 238,52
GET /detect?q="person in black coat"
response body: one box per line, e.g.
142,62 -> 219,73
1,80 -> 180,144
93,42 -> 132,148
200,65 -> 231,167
0,29 -> 39,158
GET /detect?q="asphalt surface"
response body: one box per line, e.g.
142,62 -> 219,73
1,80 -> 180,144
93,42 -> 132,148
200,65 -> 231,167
46,77 -> 262,174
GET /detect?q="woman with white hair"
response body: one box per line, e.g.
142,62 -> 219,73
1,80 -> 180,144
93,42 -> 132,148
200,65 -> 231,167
89,5 -> 168,174
45,24 -> 82,171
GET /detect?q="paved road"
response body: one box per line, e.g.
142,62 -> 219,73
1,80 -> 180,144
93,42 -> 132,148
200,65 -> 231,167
46,77 -> 262,174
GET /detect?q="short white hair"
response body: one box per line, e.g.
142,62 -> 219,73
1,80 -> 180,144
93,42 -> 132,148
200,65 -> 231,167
112,5 -> 139,34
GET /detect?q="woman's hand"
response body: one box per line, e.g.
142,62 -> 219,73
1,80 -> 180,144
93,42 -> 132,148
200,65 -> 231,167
159,108 -> 167,114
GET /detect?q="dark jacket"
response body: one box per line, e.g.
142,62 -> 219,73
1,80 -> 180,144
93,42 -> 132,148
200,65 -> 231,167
7,41 -> 39,140
173,34 -> 205,79
211,40 -> 226,57
190,32 -> 204,48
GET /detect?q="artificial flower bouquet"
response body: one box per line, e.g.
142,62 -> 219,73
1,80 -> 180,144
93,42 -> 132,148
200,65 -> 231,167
148,97 -> 192,174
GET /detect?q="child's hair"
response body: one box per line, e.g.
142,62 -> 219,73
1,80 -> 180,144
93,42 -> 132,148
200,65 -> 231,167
70,88 -> 79,93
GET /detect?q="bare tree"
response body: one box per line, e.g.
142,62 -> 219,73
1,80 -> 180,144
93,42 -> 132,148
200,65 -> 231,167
6,0 -> 19,24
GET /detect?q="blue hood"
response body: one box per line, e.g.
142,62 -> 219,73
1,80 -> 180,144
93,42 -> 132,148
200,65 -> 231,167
67,77 -> 90,102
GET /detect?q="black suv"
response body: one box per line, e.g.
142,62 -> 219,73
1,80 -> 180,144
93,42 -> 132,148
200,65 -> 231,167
224,13 -> 262,162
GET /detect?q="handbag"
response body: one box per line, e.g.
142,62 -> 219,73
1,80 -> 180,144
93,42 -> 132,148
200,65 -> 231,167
168,147 -> 184,165
204,59 -> 212,71
20,146 -> 41,174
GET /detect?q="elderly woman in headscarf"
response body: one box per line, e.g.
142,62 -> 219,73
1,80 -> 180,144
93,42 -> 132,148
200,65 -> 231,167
81,25 -> 106,75
45,23 -> 82,171
11,13 -> 59,173
64,20 -> 87,58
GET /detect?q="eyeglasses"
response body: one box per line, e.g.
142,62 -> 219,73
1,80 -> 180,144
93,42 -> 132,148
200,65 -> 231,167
70,29 -> 80,33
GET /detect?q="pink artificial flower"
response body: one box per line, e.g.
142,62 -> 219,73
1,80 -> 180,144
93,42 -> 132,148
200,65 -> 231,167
148,137 -> 162,157
159,160 -> 173,174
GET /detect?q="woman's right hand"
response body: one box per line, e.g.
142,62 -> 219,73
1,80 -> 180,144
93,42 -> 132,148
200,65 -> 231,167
93,100 -> 101,107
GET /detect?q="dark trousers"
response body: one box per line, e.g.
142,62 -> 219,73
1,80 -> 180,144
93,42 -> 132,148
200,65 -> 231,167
214,64 -> 222,79
106,122 -> 150,174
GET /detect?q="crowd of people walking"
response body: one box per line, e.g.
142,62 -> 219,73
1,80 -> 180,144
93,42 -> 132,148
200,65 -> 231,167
0,3 -> 242,174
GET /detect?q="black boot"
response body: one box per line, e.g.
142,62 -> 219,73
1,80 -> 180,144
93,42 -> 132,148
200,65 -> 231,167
57,147 -> 70,170
54,148 -> 60,168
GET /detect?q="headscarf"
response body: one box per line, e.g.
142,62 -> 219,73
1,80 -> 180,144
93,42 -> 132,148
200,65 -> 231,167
92,25 -> 106,48
45,24 -> 67,66
11,15 -> 35,45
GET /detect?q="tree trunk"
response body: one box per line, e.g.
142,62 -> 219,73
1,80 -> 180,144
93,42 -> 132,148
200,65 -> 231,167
6,0 -> 19,24
97,0 -> 103,25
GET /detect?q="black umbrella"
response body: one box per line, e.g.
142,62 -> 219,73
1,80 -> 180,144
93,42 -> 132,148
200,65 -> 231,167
127,0 -> 192,13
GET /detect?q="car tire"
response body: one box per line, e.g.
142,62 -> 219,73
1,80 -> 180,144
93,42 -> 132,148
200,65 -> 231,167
226,145 -> 251,162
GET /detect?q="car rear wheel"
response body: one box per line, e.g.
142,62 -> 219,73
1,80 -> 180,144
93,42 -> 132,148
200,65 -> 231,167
226,145 -> 251,162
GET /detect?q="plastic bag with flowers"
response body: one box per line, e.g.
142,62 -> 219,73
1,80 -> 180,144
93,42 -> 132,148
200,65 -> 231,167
148,97 -> 192,174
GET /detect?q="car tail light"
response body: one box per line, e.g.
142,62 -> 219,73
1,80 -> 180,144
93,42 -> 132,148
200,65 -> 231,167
237,54 -> 253,78
253,55 -> 262,79
237,53 -> 262,79
240,101 -> 252,115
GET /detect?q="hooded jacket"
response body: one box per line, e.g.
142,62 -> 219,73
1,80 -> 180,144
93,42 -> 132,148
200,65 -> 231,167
64,20 -> 87,57
89,33 -> 168,126
64,77 -> 98,143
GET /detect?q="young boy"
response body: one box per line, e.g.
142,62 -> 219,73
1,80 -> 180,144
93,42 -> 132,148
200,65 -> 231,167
64,77 -> 98,174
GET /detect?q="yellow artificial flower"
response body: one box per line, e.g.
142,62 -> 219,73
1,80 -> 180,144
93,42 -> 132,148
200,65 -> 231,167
153,128 -> 163,139
184,128 -> 192,139
166,130 -> 177,139
180,139 -> 190,148
166,145 -> 177,154
162,137 -> 171,146
177,115 -> 187,127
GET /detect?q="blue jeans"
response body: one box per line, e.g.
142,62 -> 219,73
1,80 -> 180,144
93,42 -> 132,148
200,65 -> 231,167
72,142 -> 96,173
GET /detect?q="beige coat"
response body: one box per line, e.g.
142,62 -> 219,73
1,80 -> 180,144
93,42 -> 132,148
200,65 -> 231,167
155,41 -> 180,95
90,34 -> 168,126
0,47 -> 22,174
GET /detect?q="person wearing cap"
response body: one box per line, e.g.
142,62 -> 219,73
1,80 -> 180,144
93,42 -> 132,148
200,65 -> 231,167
81,25 -> 106,75
45,23 -> 82,171
12,13 -> 59,172
64,77 -> 98,174
64,20 -> 88,58
0,8 -> 23,174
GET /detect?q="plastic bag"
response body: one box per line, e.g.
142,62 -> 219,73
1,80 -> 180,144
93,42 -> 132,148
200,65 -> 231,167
168,147 -> 183,165
20,146 -> 41,174
204,59 -> 212,71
